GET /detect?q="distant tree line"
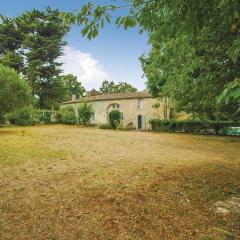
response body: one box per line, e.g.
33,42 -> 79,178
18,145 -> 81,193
99,80 -> 137,94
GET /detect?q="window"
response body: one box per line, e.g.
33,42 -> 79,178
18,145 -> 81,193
112,104 -> 120,109
138,99 -> 143,110
120,112 -> 123,120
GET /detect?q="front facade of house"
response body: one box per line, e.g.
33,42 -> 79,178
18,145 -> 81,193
62,91 -> 187,130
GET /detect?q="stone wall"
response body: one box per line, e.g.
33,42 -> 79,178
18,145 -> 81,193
62,97 -> 189,130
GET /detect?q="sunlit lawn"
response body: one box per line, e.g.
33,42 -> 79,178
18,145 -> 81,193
0,125 -> 240,239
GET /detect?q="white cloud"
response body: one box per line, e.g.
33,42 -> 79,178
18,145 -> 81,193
59,46 -> 109,90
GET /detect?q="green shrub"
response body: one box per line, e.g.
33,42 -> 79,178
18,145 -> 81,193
55,112 -> 62,123
78,103 -> 94,125
149,119 -> 240,135
108,110 -> 121,129
5,107 -> 33,126
39,112 -> 52,124
60,106 -> 77,125
32,110 -> 56,125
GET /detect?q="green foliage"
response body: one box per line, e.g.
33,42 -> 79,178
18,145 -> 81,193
31,110 -> 55,125
61,2 -> 115,40
0,16 -> 24,73
0,64 -> 32,122
217,78 -> 240,113
0,8 -> 70,109
60,106 -> 77,125
55,112 -> 62,123
99,80 -> 137,94
61,74 -> 86,99
149,119 -> 240,135
39,112 -> 52,124
108,110 -> 121,129
5,107 -> 34,126
0,51 -> 24,73
78,103 -> 94,125
138,0 -> 240,119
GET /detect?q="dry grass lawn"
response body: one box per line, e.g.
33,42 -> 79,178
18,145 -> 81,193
0,125 -> 240,240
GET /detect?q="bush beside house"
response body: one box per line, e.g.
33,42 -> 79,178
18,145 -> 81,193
59,106 -> 78,125
78,103 -> 94,125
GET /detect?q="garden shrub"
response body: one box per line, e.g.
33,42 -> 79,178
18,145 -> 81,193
78,103 -> 94,125
149,119 -> 240,135
31,110 -> 56,125
5,107 -> 33,126
55,112 -> 62,123
60,106 -> 77,125
108,110 -> 121,129
39,112 -> 52,124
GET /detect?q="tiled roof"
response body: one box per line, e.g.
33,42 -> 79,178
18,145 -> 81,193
62,91 -> 152,104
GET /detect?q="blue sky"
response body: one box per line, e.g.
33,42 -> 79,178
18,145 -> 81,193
1,0 -> 150,90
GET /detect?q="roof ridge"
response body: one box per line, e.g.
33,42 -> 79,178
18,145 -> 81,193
62,91 -> 152,104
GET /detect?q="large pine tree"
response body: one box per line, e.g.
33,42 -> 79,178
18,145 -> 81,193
0,8 -> 70,109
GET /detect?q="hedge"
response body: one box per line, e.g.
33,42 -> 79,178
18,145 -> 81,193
5,107 -> 33,126
149,119 -> 240,135
5,109 -> 57,126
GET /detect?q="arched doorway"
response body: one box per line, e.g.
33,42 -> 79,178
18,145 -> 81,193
106,103 -> 123,124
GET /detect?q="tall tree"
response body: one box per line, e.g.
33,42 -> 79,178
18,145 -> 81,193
99,80 -> 137,94
99,80 -> 116,94
116,82 -> 137,93
0,16 -> 24,72
0,8 -> 70,109
61,74 -> 86,99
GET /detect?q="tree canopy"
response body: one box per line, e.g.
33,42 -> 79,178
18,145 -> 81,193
0,64 -> 32,122
61,74 -> 86,99
62,0 -> 240,120
99,80 -> 137,94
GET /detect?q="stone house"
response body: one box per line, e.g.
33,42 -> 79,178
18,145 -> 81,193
61,90 -> 187,130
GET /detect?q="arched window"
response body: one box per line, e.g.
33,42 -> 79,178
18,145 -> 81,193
112,104 -> 120,109
107,103 -> 120,112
